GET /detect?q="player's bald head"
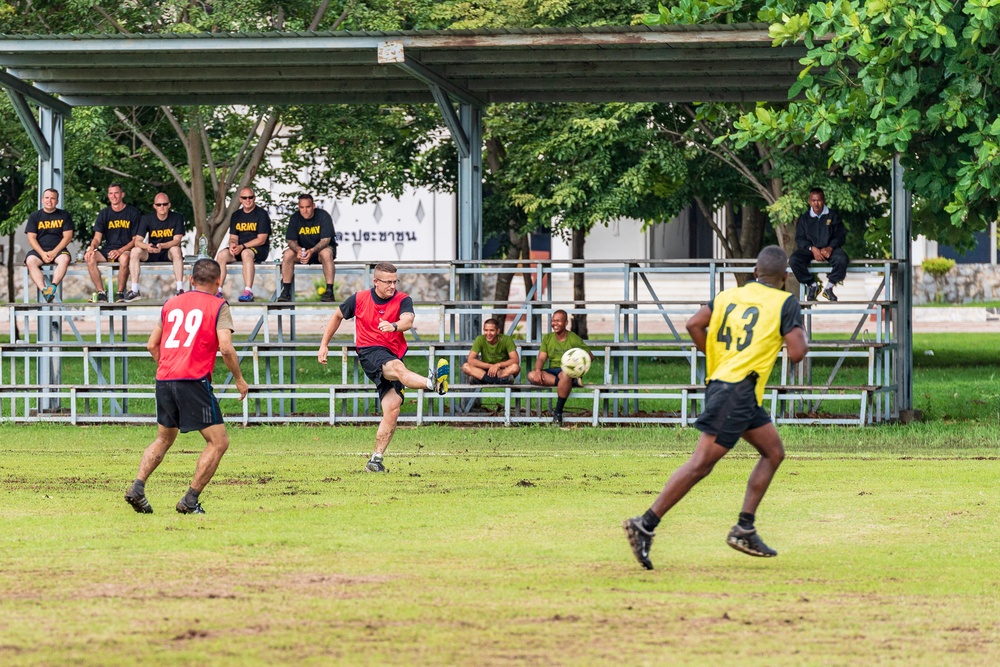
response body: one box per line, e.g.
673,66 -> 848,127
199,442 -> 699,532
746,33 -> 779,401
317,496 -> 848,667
755,246 -> 788,281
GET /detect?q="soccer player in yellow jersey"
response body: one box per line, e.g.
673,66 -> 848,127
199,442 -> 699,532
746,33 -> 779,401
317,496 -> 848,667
623,246 -> 809,569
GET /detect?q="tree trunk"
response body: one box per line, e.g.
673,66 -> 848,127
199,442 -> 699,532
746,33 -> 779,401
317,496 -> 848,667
188,124 -> 206,254
733,204 -> 767,286
570,227 -> 588,338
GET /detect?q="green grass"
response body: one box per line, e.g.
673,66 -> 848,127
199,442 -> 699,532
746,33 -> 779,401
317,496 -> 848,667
2,423 -> 1000,665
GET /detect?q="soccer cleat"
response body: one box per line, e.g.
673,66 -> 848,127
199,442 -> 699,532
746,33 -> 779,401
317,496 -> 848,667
238,289 -> 254,302
41,285 -> 55,303
124,486 -> 153,514
553,411 -> 564,425
435,358 -> 449,395
365,457 -> 386,473
320,289 -> 336,303
726,524 -> 777,557
123,289 -> 141,303
821,286 -> 838,302
276,291 -> 292,303
176,500 -> 206,514
623,517 -> 655,570
93,291 -> 108,303
805,283 -> 820,302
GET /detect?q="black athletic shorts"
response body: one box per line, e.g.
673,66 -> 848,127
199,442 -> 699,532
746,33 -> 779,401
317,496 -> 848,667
24,248 -> 71,264
156,378 -> 224,433
694,374 -> 771,448
542,367 -> 583,387
145,250 -> 171,263
356,346 -> 405,402
295,245 -> 337,263
97,244 -> 127,258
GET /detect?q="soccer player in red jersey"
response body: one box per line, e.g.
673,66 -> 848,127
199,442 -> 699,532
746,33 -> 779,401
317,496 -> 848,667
124,259 -> 250,515
318,262 -> 448,472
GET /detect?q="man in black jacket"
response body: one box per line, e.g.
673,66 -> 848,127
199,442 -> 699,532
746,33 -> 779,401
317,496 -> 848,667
789,188 -> 848,302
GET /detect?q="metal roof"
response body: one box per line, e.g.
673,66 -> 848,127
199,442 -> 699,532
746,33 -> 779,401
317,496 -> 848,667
0,24 -> 806,108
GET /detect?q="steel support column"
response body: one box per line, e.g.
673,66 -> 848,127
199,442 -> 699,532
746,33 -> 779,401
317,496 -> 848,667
891,154 -> 912,417
457,103 -> 483,341
38,107 -> 66,409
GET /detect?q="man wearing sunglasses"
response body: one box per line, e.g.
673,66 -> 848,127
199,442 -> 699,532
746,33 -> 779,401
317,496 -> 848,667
317,262 -> 449,473
215,186 -> 271,302
124,193 -> 187,302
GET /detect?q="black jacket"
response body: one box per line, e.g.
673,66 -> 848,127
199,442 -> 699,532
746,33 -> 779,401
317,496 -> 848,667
795,208 -> 846,251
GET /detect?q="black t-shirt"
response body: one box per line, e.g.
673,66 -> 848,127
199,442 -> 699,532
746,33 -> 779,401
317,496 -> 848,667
286,209 -> 335,250
136,211 -> 185,245
339,289 -> 414,319
229,206 -> 271,253
93,204 -> 141,250
26,208 -> 74,251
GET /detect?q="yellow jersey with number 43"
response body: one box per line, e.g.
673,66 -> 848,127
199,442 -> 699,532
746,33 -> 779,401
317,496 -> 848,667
705,281 -> 802,405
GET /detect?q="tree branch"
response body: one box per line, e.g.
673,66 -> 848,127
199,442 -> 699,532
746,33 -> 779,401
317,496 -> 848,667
113,108 -> 193,201
94,6 -> 132,35
196,113 -> 220,195
658,125 -> 774,204
694,195 -> 732,257
160,106 -> 190,153
309,0 -> 332,30
224,113 -> 266,192
331,6 -> 351,31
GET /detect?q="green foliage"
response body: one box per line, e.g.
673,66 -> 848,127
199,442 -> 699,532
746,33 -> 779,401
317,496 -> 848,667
735,0 -> 1000,246
921,256 -> 956,276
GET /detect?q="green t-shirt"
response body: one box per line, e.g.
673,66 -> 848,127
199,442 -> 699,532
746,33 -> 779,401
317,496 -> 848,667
540,331 -> 589,369
472,334 -> 517,365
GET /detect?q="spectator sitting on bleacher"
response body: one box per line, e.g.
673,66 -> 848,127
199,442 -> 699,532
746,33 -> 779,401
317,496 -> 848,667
790,187 -> 849,302
276,193 -> 337,303
84,182 -> 140,302
24,188 -> 74,303
124,193 -> 186,302
461,318 -> 520,385
527,309 -> 593,425
215,186 -> 271,302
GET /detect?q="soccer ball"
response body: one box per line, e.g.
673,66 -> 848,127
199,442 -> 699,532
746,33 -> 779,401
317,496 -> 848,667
560,348 -> 591,379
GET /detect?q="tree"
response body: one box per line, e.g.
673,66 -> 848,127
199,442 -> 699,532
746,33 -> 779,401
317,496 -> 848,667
734,0 -> 1000,249
644,1 -> 892,273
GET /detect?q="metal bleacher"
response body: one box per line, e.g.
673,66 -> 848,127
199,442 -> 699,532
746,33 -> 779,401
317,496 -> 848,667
0,258 -> 902,426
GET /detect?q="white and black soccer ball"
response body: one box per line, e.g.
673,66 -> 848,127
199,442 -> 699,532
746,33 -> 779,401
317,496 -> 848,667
560,347 -> 591,379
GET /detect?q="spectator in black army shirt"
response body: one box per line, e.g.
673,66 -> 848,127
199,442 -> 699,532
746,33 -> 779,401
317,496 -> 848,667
85,183 -> 141,302
124,193 -> 187,302
215,186 -> 271,302
25,188 -> 74,303
277,193 -> 337,303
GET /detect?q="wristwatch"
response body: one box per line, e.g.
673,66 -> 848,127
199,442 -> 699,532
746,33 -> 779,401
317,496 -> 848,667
392,322 -> 398,331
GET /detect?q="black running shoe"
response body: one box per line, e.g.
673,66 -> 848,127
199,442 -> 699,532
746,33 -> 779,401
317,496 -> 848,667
821,286 -> 838,302
553,411 -> 563,425
365,458 -> 386,473
176,500 -> 206,514
276,291 -> 292,303
124,486 -> 153,514
805,283 -> 820,302
320,290 -> 336,303
726,524 -> 777,557
622,517 -> 655,570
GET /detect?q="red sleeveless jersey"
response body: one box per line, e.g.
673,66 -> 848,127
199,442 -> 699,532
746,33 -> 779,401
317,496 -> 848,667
354,289 -> 408,358
156,290 -> 225,381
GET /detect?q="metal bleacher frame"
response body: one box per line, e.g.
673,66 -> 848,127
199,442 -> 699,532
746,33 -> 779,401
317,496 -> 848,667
0,258 -> 900,426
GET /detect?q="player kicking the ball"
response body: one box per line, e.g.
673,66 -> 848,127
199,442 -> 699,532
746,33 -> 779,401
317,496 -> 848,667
124,259 -> 249,515
623,246 -> 809,568
317,262 -> 448,473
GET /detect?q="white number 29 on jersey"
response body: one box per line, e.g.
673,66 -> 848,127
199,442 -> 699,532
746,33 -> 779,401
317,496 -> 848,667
163,308 -> 204,348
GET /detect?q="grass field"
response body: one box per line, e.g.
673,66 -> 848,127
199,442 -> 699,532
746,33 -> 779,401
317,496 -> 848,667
2,419 -> 1000,666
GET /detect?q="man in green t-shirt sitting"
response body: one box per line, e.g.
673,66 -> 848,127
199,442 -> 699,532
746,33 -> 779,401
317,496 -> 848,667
462,318 -> 521,385
527,310 -> 594,424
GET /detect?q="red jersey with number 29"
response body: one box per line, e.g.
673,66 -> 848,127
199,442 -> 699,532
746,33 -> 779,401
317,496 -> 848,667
156,290 -> 225,381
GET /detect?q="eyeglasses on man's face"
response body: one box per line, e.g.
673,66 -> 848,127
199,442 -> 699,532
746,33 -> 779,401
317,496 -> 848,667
374,278 -> 398,286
